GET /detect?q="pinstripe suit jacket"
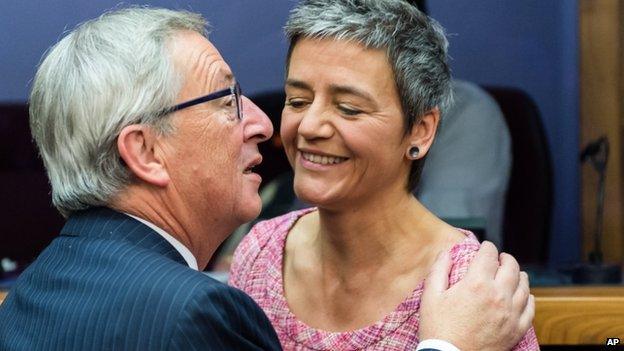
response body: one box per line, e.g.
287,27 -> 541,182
0,207 -> 281,350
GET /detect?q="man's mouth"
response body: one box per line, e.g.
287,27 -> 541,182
243,155 -> 262,174
301,152 -> 348,165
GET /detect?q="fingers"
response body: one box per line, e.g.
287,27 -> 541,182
511,271 -> 530,311
517,294 -> 535,337
511,271 -> 534,339
465,241 -> 499,280
423,250 -> 452,296
495,252 -> 521,291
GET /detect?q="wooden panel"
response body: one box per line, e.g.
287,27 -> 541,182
580,0 -> 624,263
533,286 -> 624,345
533,285 -> 624,297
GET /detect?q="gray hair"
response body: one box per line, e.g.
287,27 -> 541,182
285,0 -> 452,191
29,7 -> 208,216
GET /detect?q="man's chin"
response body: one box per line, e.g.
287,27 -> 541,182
237,199 -> 262,223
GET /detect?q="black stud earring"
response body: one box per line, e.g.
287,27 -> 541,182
408,146 -> 420,159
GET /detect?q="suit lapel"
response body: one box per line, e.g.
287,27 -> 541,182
60,207 -> 188,267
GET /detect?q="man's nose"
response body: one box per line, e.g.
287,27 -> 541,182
241,95 -> 273,143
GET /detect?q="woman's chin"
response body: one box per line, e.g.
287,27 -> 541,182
293,174 -> 351,208
294,186 -> 339,209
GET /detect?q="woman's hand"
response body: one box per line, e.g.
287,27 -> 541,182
418,241 -> 534,351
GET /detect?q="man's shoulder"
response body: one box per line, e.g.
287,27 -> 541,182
161,268 -> 282,351
17,234 -> 218,301
169,279 -> 281,351
0,236 -> 273,350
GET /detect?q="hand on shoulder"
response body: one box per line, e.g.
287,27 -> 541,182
419,241 -> 534,351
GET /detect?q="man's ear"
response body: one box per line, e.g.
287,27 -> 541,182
117,125 -> 170,187
405,107 -> 440,159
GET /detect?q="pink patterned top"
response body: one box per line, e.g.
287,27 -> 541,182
229,208 -> 539,350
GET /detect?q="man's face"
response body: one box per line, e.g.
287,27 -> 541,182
160,31 -> 273,229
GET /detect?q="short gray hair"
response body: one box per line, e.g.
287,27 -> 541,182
29,7 -> 208,216
285,0 -> 452,191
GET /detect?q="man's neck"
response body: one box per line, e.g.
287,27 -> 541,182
124,212 -> 199,270
110,185 -> 226,270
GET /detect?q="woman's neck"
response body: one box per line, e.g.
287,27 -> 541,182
310,190 -> 440,279
283,187 -> 465,331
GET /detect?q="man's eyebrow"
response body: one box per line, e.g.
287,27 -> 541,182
213,67 -> 234,86
217,72 -> 234,87
285,79 -> 312,90
329,84 -> 375,102
224,72 -> 234,83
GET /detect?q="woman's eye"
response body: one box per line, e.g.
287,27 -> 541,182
285,99 -> 308,109
338,105 -> 362,116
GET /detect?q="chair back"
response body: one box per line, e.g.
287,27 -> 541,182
483,87 -> 553,264
249,91 -> 290,185
0,104 -> 64,264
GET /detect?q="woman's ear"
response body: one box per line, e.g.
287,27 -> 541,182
405,107 -> 440,160
117,125 -> 170,187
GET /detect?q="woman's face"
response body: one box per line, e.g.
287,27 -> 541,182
281,38 -> 413,208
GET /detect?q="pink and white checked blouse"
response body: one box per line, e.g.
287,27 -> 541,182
229,208 -> 539,350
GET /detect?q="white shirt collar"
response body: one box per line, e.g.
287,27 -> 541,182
124,213 -> 199,271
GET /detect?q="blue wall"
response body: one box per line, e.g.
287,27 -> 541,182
0,0 -> 292,101
0,0 -> 579,265
428,1 -> 580,266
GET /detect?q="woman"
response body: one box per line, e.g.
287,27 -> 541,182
230,1 -> 538,349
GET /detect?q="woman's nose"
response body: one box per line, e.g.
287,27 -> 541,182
297,104 -> 334,140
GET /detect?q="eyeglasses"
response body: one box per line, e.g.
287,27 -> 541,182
157,82 -> 243,120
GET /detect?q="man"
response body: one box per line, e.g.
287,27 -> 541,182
0,7 -> 532,351
0,8 -> 279,350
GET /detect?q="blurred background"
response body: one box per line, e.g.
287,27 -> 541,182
0,0 -> 622,278
2,0 -> 624,347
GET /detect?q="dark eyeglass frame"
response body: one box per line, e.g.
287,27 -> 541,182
156,82 -> 242,120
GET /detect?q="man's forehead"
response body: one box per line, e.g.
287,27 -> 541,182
170,31 -> 235,85
192,37 -> 229,75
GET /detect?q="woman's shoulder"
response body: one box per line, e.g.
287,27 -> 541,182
228,208 -> 315,289
447,229 -> 482,286
247,207 -> 316,249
